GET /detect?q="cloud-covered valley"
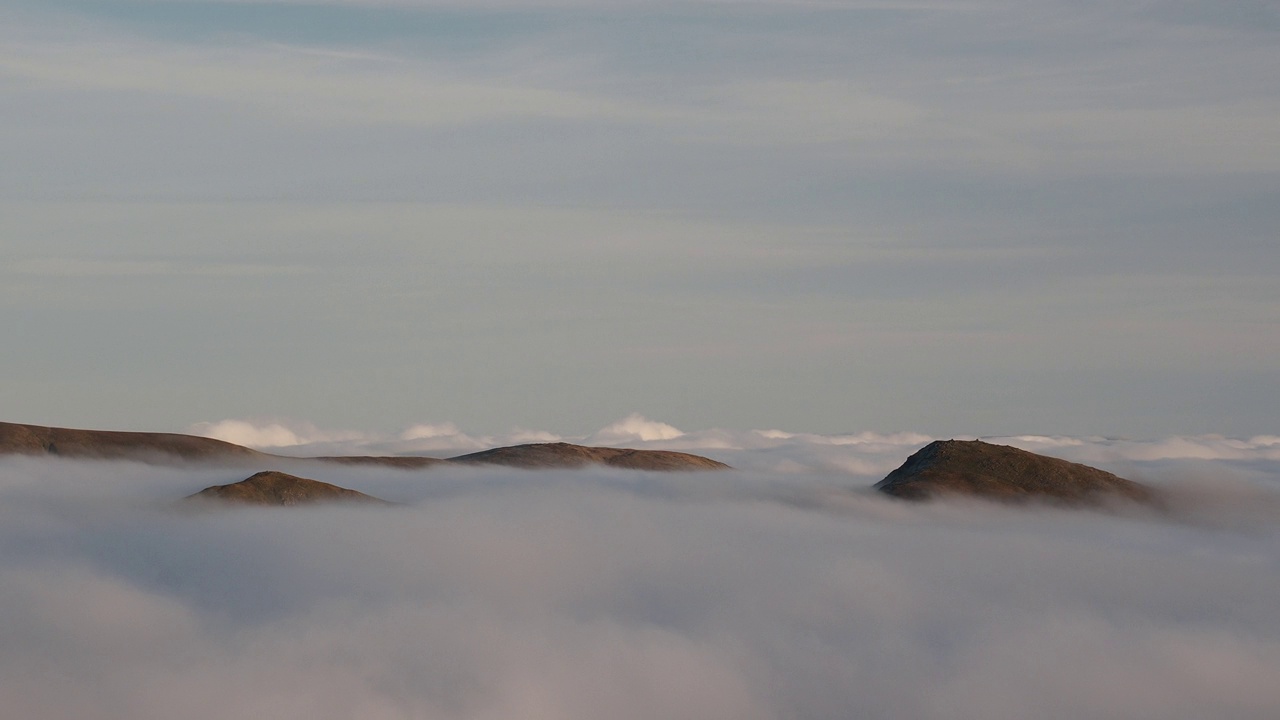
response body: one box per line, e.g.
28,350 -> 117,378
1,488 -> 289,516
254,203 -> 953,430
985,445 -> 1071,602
3,422 -> 1279,719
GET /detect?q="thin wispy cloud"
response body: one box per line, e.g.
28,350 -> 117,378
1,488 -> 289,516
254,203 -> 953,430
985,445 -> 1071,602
0,37 -> 650,129
0,0 -> 1276,436
10,257 -> 313,279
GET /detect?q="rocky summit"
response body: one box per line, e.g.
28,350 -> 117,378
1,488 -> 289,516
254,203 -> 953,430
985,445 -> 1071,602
187,471 -> 387,506
874,439 -> 1156,506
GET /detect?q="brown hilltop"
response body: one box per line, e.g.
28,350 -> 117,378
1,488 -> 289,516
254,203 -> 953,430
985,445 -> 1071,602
449,442 -> 730,471
0,421 -> 266,462
187,471 -> 387,506
874,439 -> 1156,506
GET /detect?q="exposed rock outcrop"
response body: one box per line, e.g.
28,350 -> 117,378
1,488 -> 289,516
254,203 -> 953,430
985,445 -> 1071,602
874,439 -> 1156,506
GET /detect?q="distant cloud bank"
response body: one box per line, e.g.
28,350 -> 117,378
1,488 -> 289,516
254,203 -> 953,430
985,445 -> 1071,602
187,416 -> 1280,477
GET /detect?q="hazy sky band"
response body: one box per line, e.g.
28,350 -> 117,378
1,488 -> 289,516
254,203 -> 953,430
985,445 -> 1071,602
1,0 -> 1277,436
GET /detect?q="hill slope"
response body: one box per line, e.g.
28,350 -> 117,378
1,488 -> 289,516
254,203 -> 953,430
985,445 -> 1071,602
187,471 -> 387,506
874,439 -> 1155,505
0,421 -> 266,462
450,442 -> 731,471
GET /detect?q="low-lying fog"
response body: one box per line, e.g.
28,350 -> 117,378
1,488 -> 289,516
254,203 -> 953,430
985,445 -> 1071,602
3,421 -> 1279,719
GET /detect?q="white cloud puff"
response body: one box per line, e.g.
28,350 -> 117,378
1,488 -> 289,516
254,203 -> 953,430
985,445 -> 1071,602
187,419 -> 367,449
586,413 -> 685,444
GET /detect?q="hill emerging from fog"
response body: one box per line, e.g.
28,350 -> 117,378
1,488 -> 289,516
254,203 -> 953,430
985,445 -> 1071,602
875,439 -> 1156,505
0,421 -> 728,472
187,470 -> 387,506
451,442 -> 731,471
0,421 -> 267,462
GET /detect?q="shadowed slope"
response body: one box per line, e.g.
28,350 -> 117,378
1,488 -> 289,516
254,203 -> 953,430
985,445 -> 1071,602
449,442 -> 730,471
187,471 -> 387,506
874,439 -> 1156,505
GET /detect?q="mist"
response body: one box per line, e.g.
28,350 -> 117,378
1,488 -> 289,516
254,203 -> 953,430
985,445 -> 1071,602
2,430 -> 1279,719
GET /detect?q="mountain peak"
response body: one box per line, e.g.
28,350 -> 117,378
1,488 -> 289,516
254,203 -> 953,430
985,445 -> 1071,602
187,470 -> 386,506
874,439 -> 1156,505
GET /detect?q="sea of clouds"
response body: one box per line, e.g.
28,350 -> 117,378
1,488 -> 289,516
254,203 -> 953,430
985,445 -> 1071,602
2,416 -> 1279,719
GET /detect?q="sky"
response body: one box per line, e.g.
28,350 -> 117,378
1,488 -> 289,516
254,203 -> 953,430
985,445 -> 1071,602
1,0 -> 1278,438
3,440 -> 1280,719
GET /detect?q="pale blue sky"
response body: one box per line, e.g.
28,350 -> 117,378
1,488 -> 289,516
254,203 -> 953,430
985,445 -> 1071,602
1,0 -> 1277,437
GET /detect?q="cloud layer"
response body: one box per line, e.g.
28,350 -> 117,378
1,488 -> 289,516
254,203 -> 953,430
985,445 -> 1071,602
1,442 -> 1279,719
